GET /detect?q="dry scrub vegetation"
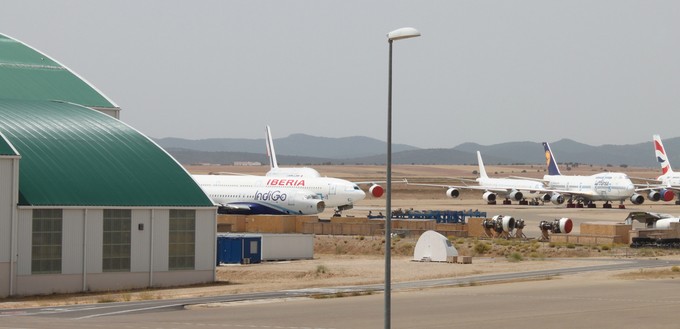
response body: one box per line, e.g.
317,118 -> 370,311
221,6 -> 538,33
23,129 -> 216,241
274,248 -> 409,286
313,235 -> 680,260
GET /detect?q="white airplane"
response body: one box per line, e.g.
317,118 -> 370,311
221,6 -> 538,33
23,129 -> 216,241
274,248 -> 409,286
193,174 -> 325,215
644,134 -> 679,203
410,151 -> 563,205
541,142 -> 643,208
263,125 -> 386,215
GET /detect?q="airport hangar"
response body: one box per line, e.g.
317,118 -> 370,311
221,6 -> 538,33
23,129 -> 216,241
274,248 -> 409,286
0,33 -> 217,297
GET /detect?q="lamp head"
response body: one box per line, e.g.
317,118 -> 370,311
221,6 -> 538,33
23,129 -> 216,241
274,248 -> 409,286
387,27 -> 421,41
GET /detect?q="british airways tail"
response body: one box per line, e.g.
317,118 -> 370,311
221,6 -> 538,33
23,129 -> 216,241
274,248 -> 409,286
653,134 -> 673,175
265,125 -> 279,169
476,151 -> 489,179
543,142 -> 562,176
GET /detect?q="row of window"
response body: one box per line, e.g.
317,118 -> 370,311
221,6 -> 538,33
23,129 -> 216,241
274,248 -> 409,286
31,209 -> 196,274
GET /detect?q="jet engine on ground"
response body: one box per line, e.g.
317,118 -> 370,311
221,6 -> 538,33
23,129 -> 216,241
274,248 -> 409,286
369,184 -> 384,198
446,187 -> 460,198
538,217 -> 573,241
482,215 -> 516,238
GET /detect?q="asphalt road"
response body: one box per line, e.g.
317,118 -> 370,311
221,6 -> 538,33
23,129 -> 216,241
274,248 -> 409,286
2,257 -> 679,328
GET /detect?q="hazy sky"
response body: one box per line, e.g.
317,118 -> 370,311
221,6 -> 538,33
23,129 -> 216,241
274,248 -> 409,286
2,1 -> 680,149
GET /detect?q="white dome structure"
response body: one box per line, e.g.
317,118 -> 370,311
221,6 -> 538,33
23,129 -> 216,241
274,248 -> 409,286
413,230 -> 458,262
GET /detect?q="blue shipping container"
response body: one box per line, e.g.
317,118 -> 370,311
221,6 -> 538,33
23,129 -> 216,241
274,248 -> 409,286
217,235 -> 262,265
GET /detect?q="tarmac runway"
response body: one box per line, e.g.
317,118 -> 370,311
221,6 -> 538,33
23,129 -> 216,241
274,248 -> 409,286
2,258 -> 679,329
3,273 -> 679,329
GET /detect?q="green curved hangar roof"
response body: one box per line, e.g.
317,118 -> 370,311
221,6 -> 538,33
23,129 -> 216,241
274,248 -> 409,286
0,99 -> 213,207
0,34 -> 115,108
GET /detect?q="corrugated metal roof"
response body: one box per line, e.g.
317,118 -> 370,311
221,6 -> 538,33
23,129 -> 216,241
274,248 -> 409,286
0,34 -> 116,108
0,99 -> 213,207
0,132 -> 18,156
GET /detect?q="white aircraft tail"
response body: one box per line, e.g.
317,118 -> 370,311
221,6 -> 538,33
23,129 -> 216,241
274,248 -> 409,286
654,134 -> 674,175
476,151 -> 489,179
265,125 -> 279,169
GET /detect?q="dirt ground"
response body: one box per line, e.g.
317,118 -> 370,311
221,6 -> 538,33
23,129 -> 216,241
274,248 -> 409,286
4,235 -> 679,309
2,164 -> 677,309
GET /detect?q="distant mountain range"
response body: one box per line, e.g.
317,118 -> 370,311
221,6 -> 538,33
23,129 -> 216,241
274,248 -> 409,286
154,135 -> 680,167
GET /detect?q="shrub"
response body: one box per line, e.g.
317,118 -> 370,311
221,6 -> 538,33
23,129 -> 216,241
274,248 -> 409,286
474,242 -> 491,255
507,252 -> 523,262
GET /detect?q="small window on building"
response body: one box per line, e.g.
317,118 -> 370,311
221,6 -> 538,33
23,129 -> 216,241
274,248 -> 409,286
169,209 -> 195,270
32,209 -> 62,274
103,209 -> 131,272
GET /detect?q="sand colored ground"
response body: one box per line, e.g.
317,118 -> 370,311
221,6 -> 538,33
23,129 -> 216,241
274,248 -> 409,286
1,164 -> 676,308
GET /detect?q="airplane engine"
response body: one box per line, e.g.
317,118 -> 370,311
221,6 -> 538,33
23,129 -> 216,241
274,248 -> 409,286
661,189 -> 674,202
647,190 -> 661,201
550,193 -> 565,205
630,193 -> 645,205
446,187 -> 460,198
507,190 -> 523,201
655,218 -> 680,229
491,215 -> 516,233
539,217 -> 573,234
369,184 -> 384,198
315,201 -> 326,213
482,191 -> 497,203
542,193 -> 552,202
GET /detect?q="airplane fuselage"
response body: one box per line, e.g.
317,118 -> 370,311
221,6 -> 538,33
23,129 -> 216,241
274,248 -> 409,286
658,173 -> 680,187
193,175 -> 325,215
477,177 -> 546,192
193,174 -> 365,211
543,173 -> 635,201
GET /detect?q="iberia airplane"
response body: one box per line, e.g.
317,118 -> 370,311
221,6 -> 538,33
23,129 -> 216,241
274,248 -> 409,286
192,175 -> 326,215
263,125 -> 386,215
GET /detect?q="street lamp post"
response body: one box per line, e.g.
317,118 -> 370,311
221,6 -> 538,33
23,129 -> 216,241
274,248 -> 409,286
385,27 -> 420,329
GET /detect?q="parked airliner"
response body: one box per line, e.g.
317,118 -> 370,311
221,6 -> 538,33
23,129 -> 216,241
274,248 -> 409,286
193,175 -> 325,215
410,151 -> 562,205
263,125 -> 384,215
542,142 -> 643,208
645,134 -> 679,203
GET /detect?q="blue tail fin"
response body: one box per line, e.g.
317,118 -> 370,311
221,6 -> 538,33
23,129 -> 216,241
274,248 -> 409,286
543,142 -> 561,175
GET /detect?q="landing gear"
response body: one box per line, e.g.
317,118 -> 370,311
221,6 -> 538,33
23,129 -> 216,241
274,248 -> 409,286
566,197 -> 576,208
603,201 -> 612,209
519,199 -> 529,205
618,200 -> 626,209
503,199 -> 512,205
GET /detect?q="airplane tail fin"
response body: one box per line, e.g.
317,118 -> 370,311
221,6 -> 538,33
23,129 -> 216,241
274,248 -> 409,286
476,151 -> 489,179
543,142 -> 561,175
654,134 -> 673,175
265,125 -> 279,169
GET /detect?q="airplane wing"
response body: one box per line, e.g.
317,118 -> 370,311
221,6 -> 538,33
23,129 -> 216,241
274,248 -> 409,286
216,203 -> 253,215
508,176 -> 544,182
352,179 -> 407,185
407,182 -> 549,194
